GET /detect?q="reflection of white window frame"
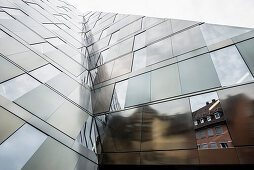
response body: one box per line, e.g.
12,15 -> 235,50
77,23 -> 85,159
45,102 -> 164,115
215,126 -> 223,135
194,120 -> 198,126
214,112 -> 221,119
200,118 -> 204,123
219,142 -> 228,148
210,142 -> 218,149
207,115 -> 212,121
202,143 -> 208,149
197,144 -> 200,150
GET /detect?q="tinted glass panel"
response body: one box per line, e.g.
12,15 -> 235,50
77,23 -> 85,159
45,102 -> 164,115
125,72 -> 151,107
210,46 -> 253,86
178,54 -> 221,94
151,64 -> 181,101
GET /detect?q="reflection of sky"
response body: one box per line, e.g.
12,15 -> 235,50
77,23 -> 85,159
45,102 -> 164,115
0,74 -> 41,101
132,48 -> 147,71
190,92 -> 218,112
0,124 -> 47,170
200,24 -> 252,46
114,80 -> 128,109
30,64 -> 61,83
211,46 -> 254,87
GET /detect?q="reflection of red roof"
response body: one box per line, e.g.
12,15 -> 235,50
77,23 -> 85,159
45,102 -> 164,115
192,100 -> 223,120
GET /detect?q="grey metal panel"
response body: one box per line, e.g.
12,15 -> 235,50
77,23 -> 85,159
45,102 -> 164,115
100,152 -> 140,165
0,56 -> 24,83
178,53 -> 221,94
236,38 -> 254,75
140,150 -> 199,165
142,98 -> 196,151
236,147 -> 254,164
46,72 -> 79,96
74,156 -> 98,170
125,72 -> 151,107
6,51 -> 47,71
100,108 -> 142,152
94,61 -> 114,84
93,84 -> 114,114
111,53 -> 133,79
132,48 -> 147,72
151,64 -> 181,101
22,137 -> 79,170
133,32 -> 146,51
30,64 -> 61,83
15,85 -> 65,120
0,124 -> 47,170
198,148 -> 239,164
218,83 -> 254,146
172,26 -> 206,56
117,37 -> 134,57
0,107 -> 24,144
47,101 -> 89,139
146,37 -> 173,66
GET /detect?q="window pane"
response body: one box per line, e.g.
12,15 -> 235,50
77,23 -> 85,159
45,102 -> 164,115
207,128 -> 214,137
202,143 -> 208,149
125,72 -> 151,107
236,38 -> 254,76
200,130 -> 205,138
146,37 -> 173,66
215,126 -> 223,135
132,48 -> 147,72
210,142 -> 218,149
200,23 -> 252,46
210,46 -> 253,86
0,56 -> 24,83
110,80 -> 128,111
0,124 -> 47,170
151,64 -> 181,101
178,53 -> 221,94
15,85 -> 65,120
0,74 -> 40,101
172,26 -> 206,56
30,64 -> 61,83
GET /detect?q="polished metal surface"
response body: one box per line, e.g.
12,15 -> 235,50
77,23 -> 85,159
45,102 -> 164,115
100,152 -> 140,165
141,98 -> 196,151
236,146 -> 254,164
100,108 -> 142,152
218,83 -> 254,146
141,150 -> 199,165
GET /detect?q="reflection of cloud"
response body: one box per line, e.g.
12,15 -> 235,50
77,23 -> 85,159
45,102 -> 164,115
190,92 -> 218,112
114,80 -> 128,109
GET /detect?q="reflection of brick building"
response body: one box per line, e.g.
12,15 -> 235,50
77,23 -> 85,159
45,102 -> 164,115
192,99 -> 233,149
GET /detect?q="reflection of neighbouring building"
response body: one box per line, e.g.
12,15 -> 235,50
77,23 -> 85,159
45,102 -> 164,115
192,99 -> 233,150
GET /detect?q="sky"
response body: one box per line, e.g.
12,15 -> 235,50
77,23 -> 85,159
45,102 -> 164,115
65,0 -> 254,28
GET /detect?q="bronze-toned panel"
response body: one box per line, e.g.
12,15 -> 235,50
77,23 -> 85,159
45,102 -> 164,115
236,146 -> 254,164
198,148 -> 239,164
218,83 -> 254,146
141,98 -> 196,151
100,152 -> 140,165
94,61 -> 114,84
101,108 -> 142,152
140,150 -> 199,165
111,53 -> 133,79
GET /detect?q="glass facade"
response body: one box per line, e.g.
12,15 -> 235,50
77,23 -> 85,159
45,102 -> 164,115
0,0 -> 254,167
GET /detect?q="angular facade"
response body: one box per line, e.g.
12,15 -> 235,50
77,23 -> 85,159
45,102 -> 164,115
1,0 -> 254,168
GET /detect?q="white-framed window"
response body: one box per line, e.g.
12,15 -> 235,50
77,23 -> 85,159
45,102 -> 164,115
210,142 -> 218,149
202,143 -> 208,149
215,112 -> 221,119
215,126 -> 223,135
194,120 -> 198,126
207,128 -> 214,137
207,115 -> 212,121
219,142 -> 228,148
200,118 -> 204,123
197,144 -> 200,150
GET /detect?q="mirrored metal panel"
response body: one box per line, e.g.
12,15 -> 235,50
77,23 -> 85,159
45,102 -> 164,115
142,98 -> 195,151
0,107 -> 24,144
100,152 -> 140,165
132,48 -> 147,72
110,80 -> 128,111
111,53 -> 133,79
125,72 -> 151,107
171,19 -> 198,33
133,32 -> 146,51
178,53 -> 221,94
30,64 -> 61,83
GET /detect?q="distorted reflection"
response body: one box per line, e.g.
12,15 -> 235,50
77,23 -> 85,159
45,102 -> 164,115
200,23 -> 252,46
190,92 -> 234,150
110,80 -> 128,111
211,46 -> 253,87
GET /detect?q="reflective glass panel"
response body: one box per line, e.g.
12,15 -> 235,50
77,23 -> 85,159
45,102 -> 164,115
171,19 -> 198,33
111,53 -> 133,78
178,53 -> 221,94
125,72 -> 151,107
210,46 -> 253,86
110,80 -> 128,111
133,32 -> 146,51
0,124 -> 47,170
30,64 -> 61,83
132,48 -> 147,72
0,74 -> 41,101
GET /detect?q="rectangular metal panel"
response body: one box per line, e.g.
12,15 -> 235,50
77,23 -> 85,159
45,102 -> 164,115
141,150 -> 199,165
100,152 -> 140,165
141,98 -> 196,151
111,53 -> 133,79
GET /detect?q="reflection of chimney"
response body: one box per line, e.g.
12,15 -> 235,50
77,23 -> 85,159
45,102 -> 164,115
206,102 -> 209,105
212,99 -> 216,103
